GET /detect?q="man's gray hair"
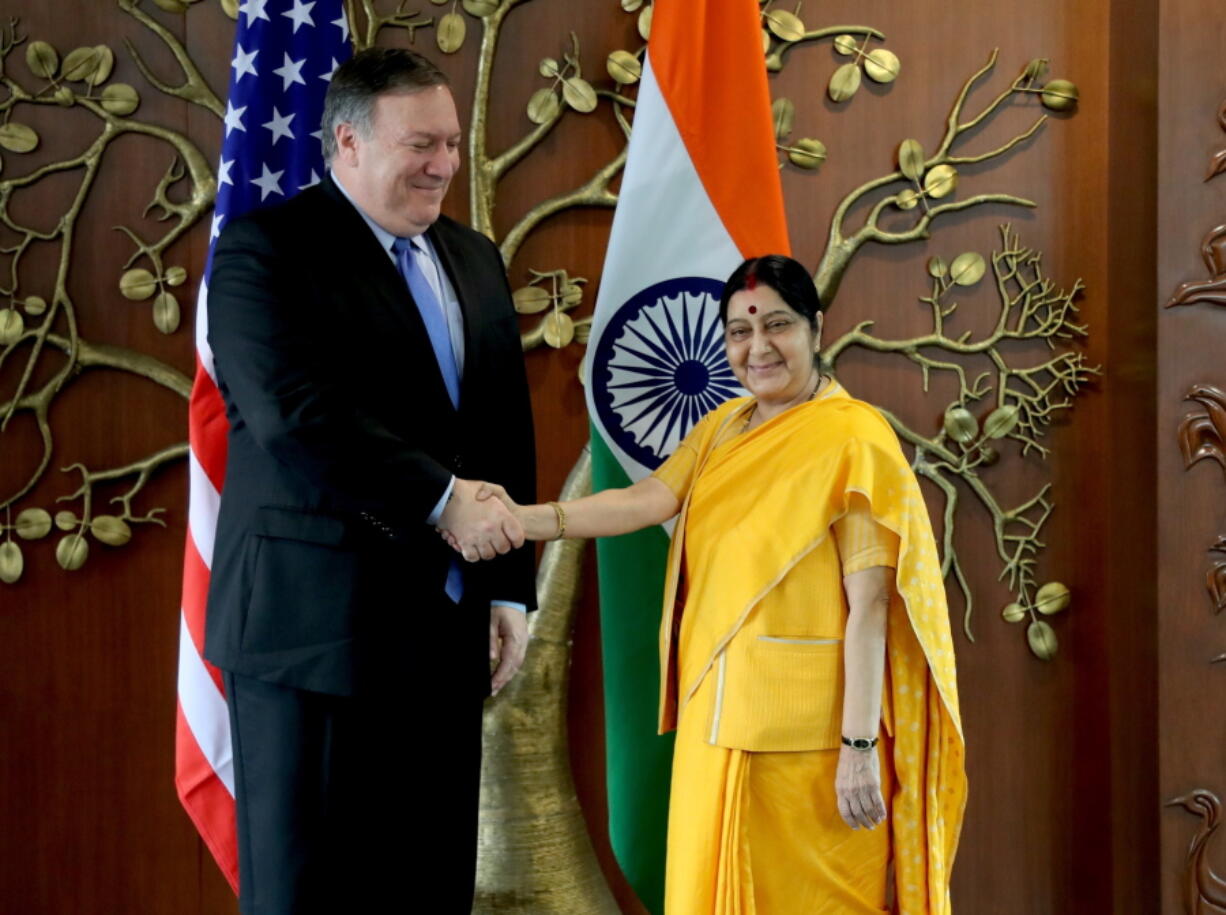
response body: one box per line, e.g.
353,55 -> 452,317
320,48 -> 450,162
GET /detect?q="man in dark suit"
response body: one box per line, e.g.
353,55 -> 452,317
204,48 -> 536,913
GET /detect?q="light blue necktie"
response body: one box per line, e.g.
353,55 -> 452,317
393,237 -> 464,603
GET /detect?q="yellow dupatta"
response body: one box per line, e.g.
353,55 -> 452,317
657,388 -> 967,914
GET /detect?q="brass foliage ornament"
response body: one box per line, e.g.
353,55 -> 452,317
1177,384 -> 1226,654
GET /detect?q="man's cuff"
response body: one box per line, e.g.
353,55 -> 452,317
426,475 -> 456,525
492,602 -> 528,613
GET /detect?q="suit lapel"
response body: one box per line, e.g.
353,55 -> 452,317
319,176 -> 458,413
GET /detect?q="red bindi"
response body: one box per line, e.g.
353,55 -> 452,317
748,305 -> 757,314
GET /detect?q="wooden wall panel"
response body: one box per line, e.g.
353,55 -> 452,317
0,0 -> 1199,912
1157,0 -> 1226,912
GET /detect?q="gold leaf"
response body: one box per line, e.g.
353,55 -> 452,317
788,138 -> 826,170
621,0 -> 643,11
15,508 -> 52,540
55,533 -> 89,571
26,40 -> 59,80
923,163 -> 958,199
526,88 -> 560,125
898,138 -> 924,181
562,77 -> 597,114
220,0 -> 239,20
864,48 -> 900,84
165,266 -> 188,287
761,29 -> 771,55
53,87 -> 74,107
61,46 -> 104,83
0,542 -> 23,584
828,62 -> 861,103
512,285 -> 551,314
978,444 -> 999,466
87,45 -> 115,87
1040,79 -> 1079,112
1034,581 -> 1071,616
983,404 -> 1019,439
91,515 -> 133,547
23,295 -> 47,315
429,0 -> 448,4
771,97 -> 795,141
927,256 -> 947,278
833,34 -> 858,56
462,0 -> 499,16
577,353 -> 586,386
436,12 -> 467,54
1027,619 -> 1058,660
0,123 -> 40,154
607,50 -> 642,86
561,283 -> 584,307
949,251 -> 986,287
153,290 -> 181,334
153,0 -> 190,11
538,57 -> 559,78
55,511 -> 78,531
895,188 -> 918,211
101,83 -> 141,116
0,309 -> 24,345
638,4 -> 652,40
120,268 -> 158,301
1001,602 -> 1026,623
574,320 -> 591,344
943,405 -> 978,443
542,312 -> 575,348
764,9 -> 804,42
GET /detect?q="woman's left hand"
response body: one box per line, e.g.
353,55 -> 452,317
835,744 -> 886,830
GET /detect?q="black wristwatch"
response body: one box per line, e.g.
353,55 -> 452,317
841,735 -> 878,751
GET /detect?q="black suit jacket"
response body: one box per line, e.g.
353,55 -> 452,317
203,175 -> 536,697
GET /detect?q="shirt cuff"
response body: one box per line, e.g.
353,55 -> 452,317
492,602 -> 528,613
426,475 -> 456,525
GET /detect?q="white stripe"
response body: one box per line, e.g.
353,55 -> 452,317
196,280 -> 217,383
177,613 -> 235,796
187,450 -> 220,569
708,651 -> 727,745
586,55 -> 742,485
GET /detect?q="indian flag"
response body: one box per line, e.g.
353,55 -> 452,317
585,1 -> 790,908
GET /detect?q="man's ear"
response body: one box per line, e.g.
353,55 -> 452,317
333,123 -> 359,167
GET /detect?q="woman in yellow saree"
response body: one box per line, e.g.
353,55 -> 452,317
460,255 -> 966,913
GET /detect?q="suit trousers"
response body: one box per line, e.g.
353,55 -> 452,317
225,599 -> 489,914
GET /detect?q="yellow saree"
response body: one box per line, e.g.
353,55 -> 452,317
654,383 -> 966,914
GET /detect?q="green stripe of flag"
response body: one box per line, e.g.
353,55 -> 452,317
591,428 -> 675,914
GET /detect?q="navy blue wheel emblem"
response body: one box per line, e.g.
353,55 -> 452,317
592,276 -> 744,470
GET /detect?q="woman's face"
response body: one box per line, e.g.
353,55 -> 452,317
724,283 -> 820,406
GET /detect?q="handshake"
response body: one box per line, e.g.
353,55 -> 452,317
436,478 -> 531,562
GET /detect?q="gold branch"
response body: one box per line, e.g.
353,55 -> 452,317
118,0 -> 224,118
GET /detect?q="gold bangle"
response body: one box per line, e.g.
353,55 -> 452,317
548,501 -> 567,540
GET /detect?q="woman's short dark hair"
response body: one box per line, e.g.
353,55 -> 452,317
718,254 -> 825,328
320,48 -> 451,162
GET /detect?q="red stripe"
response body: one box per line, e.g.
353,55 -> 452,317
181,536 -> 226,695
175,702 -> 239,892
189,362 -> 229,494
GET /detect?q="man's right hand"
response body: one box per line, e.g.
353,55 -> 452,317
437,478 -> 525,561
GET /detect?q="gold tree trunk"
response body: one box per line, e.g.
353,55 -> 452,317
473,445 -> 619,913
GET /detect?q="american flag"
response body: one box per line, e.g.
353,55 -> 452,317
176,0 -> 351,889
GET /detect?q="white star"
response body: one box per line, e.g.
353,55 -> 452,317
331,11 -> 349,42
232,45 -> 258,80
211,212 -> 225,240
273,53 -> 307,91
224,102 -> 247,136
282,0 -> 316,32
250,163 -> 285,201
311,128 -> 323,145
263,107 -> 296,144
238,0 -> 269,23
217,157 -> 235,186
300,169 -> 321,191
320,58 -> 340,83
